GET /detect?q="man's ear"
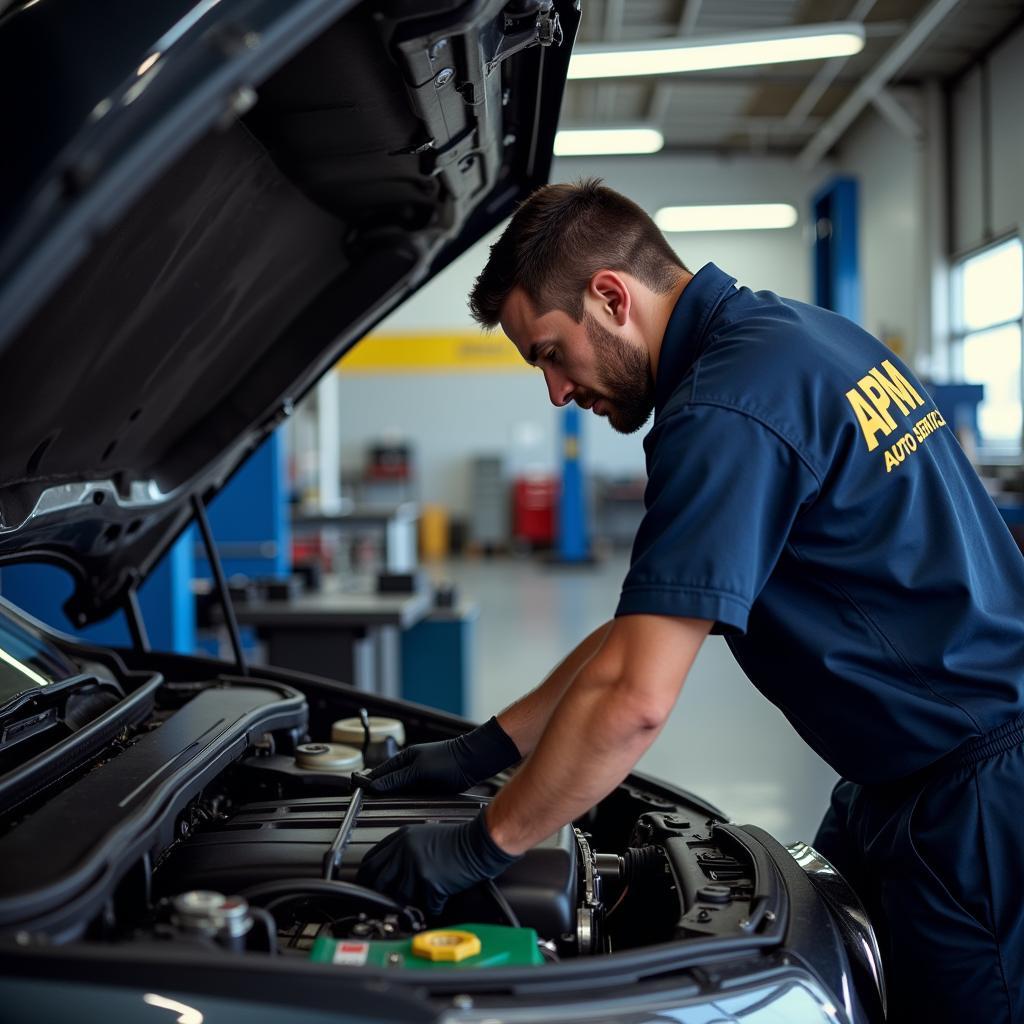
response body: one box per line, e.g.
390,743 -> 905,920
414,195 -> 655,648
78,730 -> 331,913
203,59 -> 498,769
589,270 -> 631,327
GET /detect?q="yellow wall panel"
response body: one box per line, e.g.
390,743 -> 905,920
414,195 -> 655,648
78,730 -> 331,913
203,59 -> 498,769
339,332 -> 532,374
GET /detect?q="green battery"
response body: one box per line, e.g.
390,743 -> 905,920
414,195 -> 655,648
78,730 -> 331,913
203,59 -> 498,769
310,923 -> 544,969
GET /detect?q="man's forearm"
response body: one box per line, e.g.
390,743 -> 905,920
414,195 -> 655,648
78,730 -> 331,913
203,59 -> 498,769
485,615 -> 710,856
495,620 -> 613,758
486,657 -> 671,855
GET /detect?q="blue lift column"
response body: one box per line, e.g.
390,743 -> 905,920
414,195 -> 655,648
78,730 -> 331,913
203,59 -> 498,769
0,433 -> 287,654
0,532 -> 195,652
554,404 -> 593,564
192,432 -> 290,661
813,176 -> 861,323
197,432 -> 290,580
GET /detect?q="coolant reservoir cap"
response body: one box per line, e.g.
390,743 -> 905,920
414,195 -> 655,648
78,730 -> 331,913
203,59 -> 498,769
697,884 -> 732,904
295,742 -> 364,772
171,891 -> 252,937
411,929 -> 482,963
332,716 -> 406,747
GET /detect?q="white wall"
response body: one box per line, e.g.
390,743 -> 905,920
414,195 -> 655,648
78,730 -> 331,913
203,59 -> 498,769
335,153 -> 820,515
988,27 -> 1024,244
952,66 -> 986,254
833,95 -> 927,366
950,22 -> 1024,254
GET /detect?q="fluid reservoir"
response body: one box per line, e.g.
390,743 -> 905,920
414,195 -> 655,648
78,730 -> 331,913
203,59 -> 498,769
331,716 -> 405,764
294,742 -> 364,773
309,923 -> 544,969
171,891 -> 253,952
331,716 -> 405,747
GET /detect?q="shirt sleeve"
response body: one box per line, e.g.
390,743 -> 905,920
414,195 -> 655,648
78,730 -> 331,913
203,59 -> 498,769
616,403 -> 820,634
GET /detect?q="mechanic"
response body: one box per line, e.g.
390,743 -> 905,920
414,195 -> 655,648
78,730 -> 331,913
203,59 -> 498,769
357,179 -> 1024,1022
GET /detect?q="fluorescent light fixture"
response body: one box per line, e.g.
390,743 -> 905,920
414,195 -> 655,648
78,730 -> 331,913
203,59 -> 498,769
655,204 -> 799,233
554,126 -> 664,156
568,22 -> 865,80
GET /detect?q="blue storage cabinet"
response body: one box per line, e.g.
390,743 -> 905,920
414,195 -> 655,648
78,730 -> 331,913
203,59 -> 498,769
400,604 -> 478,716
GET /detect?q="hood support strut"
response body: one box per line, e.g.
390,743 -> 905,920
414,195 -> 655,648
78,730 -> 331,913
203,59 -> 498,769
124,589 -> 150,654
191,494 -> 248,677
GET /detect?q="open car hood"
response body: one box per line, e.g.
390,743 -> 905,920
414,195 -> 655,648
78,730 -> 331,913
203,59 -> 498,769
0,0 -> 576,626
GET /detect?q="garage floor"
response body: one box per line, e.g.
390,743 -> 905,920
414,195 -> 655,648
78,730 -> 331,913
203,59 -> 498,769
441,552 -> 839,846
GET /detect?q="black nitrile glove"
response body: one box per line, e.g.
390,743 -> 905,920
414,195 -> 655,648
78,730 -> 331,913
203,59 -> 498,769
360,716 -> 520,795
356,809 -> 521,915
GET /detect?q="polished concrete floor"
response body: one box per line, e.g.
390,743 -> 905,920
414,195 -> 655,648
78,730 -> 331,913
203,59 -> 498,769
438,552 -> 838,846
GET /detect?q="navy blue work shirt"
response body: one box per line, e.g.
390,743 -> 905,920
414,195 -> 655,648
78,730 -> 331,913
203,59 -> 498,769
616,263 -> 1024,784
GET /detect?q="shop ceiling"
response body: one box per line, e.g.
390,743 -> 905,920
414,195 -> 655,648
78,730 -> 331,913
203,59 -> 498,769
560,0 -> 1024,162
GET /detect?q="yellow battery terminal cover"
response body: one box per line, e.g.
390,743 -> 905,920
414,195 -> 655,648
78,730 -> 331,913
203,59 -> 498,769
411,929 -> 483,963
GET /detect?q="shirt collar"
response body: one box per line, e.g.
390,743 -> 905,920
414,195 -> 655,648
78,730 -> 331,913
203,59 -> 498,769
654,262 -> 737,413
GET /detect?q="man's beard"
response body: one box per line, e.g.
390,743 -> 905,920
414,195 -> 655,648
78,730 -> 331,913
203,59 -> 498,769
581,313 -> 656,434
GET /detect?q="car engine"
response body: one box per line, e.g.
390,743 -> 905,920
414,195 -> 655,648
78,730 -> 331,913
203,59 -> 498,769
0,669 -> 773,971
147,714 -> 687,963
157,791 -> 582,954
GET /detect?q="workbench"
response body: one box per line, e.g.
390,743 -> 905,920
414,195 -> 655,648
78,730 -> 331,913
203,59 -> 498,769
291,503 -> 419,580
229,588 -> 432,697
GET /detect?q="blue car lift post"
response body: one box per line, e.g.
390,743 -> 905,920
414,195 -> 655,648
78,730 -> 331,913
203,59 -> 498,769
0,531 -> 196,654
194,432 -> 291,660
813,176 -> 860,323
548,404 -> 596,565
0,498 -> 253,680
0,432 -> 287,663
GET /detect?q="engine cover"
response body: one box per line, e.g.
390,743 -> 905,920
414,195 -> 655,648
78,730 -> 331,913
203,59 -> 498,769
158,795 -> 578,941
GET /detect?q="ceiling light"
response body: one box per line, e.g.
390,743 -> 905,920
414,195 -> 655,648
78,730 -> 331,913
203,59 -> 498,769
655,204 -> 799,233
568,22 -> 865,80
554,127 -> 664,156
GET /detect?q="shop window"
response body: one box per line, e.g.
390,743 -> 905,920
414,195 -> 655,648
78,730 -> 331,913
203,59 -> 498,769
952,237 -> 1024,452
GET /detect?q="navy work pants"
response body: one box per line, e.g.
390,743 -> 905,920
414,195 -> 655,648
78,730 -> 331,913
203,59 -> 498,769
815,714 -> 1024,1023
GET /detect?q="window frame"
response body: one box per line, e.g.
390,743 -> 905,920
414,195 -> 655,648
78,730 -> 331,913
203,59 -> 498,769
950,234 -> 1024,457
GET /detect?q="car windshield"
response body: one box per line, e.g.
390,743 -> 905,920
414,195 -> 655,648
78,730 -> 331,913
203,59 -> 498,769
0,608 -> 78,706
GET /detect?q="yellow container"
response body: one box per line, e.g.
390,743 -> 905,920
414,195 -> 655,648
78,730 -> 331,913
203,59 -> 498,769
412,929 -> 482,962
419,503 -> 449,561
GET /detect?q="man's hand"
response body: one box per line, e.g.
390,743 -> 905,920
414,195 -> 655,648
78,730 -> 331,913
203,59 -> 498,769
356,811 -> 520,915
359,716 -> 521,795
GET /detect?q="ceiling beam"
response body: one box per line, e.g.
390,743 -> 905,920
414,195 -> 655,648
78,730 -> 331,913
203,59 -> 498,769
871,87 -> 923,141
648,0 -> 704,125
798,0 -> 965,168
679,0 -> 704,37
783,0 -> 879,130
863,20 -> 909,37
596,0 -> 626,121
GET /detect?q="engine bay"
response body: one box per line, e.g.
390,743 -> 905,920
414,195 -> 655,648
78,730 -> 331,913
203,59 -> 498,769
157,791 -> 581,959
145,730 -> 768,969
0,652 -> 783,974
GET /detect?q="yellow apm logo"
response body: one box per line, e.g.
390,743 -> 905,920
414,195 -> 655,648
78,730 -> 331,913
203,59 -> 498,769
845,360 -> 925,452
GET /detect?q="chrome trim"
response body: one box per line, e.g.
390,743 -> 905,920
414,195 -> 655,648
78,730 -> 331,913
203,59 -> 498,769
0,479 -> 175,535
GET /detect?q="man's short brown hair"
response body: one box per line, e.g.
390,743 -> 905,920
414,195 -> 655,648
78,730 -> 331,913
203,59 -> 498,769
468,178 -> 687,328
